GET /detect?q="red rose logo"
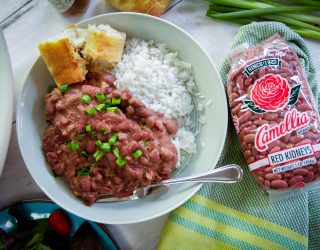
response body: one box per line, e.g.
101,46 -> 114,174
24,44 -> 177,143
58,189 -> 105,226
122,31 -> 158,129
251,74 -> 290,112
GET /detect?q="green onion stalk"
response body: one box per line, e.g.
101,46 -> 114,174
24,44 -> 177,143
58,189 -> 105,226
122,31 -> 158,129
206,0 -> 320,40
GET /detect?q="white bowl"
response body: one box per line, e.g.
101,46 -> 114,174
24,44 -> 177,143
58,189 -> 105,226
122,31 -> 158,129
17,13 -> 227,224
0,31 -> 13,177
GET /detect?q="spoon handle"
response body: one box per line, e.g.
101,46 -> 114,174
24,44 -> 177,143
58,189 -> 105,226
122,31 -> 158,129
150,164 -> 243,188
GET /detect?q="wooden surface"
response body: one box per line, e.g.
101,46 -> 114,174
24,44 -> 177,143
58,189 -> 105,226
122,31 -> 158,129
1,0 -> 320,249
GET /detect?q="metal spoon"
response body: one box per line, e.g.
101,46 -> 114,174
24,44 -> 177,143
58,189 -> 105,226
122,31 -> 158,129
96,164 -> 243,202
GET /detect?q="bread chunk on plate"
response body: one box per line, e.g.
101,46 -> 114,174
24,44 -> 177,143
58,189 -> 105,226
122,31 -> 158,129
38,38 -> 87,87
38,25 -> 88,87
84,24 -> 126,63
38,24 -> 126,87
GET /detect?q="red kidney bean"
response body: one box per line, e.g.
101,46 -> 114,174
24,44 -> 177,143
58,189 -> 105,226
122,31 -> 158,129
253,119 -> 268,126
247,157 -> 255,164
238,111 -> 251,124
268,141 -> 281,150
245,78 -> 252,87
264,167 -> 273,173
306,166 -> 314,171
289,135 -> 302,144
230,93 -> 238,102
295,139 -> 312,146
306,172 -> 315,182
289,176 -> 305,186
304,131 -> 318,140
263,113 -> 278,121
244,134 -> 255,143
279,142 -> 287,149
244,150 -> 252,158
286,143 -> 295,149
264,180 -> 271,187
256,176 -> 264,184
231,103 -> 242,115
258,171 -> 264,176
293,168 -> 309,176
283,135 -> 290,143
265,173 -> 282,181
230,100 -> 240,109
270,146 -> 281,154
271,180 -> 288,189
284,173 -> 294,179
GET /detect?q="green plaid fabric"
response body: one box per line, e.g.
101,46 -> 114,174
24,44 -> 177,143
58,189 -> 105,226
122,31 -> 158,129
158,22 -> 320,249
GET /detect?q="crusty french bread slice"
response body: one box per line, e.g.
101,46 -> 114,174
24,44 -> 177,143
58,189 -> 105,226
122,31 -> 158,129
38,38 -> 87,87
38,25 -> 88,87
83,24 -> 126,64
38,24 -> 126,87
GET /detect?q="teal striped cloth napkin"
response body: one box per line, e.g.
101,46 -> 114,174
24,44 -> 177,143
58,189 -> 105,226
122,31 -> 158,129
157,22 -> 320,249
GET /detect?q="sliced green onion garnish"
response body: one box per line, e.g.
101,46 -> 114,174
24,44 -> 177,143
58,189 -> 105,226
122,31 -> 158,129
111,97 -> 121,105
95,140 -> 102,146
90,163 -> 97,169
78,167 -> 90,176
59,84 -> 69,93
132,149 -> 143,159
105,99 -> 112,105
101,128 -> 108,135
96,92 -> 106,102
81,150 -> 88,157
93,150 -> 104,161
108,134 -> 118,145
107,107 -> 118,113
86,107 -> 97,116
85,124 -> 91,132
113,147 -> 120,158
116,157 -> 126,167
79,132 -> 86,137
101,142 -> 111,153
140,124 -> 145,130
143,140 -> 148,146
81,94 -> 91,104
96,103 -> 106,111
91,131 -> 97,136
68,141 -> 79,151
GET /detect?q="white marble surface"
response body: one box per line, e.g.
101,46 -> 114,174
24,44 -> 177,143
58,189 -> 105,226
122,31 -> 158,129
1,0 -> 320,249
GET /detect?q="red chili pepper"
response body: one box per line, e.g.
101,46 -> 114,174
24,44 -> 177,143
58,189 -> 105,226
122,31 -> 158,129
48,210 -> 71,235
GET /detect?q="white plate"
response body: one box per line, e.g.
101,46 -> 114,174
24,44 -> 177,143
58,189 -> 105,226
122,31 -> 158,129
0,31 -> 13,177
16,13 -> 228,224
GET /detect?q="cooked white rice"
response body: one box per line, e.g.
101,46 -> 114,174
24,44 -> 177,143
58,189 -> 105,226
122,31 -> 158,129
113,38 -> 196,154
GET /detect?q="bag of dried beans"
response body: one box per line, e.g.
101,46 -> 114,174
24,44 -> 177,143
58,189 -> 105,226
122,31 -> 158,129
227,34 -> 320,196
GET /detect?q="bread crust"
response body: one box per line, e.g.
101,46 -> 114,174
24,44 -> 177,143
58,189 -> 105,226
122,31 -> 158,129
38,38 -> 87,87
108,0 -> 169,17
